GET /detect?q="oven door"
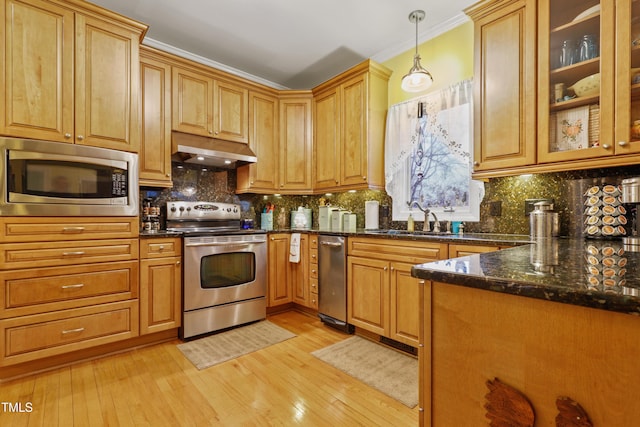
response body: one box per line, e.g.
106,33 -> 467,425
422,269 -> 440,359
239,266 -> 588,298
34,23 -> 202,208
183,235 -> 267,311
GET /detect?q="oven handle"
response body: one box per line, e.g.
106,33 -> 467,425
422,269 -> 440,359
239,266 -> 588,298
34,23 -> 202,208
184,241 -> 262,247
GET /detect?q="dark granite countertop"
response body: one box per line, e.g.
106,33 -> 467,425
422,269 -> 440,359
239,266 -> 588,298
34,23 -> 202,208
270,229 -> 532,247
412,238 -> 640,316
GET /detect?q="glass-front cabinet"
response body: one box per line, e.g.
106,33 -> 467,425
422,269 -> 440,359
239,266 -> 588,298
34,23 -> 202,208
616,0 -> 640,152
539,0 -> 640,163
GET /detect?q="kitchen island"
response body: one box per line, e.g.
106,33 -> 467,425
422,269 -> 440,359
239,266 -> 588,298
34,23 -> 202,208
412,238 -> 640,426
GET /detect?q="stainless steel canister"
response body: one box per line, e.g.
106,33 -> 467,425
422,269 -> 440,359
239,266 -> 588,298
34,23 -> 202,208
621,177 -> 640,203
529,201 -> 559,238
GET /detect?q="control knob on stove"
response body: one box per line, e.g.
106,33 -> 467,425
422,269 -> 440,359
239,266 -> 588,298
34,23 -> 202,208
170,206 -> 176,212
179,206 -> 185,212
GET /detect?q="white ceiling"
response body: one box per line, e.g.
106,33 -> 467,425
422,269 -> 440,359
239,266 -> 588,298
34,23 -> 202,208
89,0 -> 476,89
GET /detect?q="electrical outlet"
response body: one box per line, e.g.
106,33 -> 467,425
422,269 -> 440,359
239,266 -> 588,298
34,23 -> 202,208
489,201 -> 502,216
524,198 -> 554,216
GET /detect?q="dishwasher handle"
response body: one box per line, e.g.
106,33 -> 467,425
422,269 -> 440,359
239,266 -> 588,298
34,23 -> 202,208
320,241 -> 343,248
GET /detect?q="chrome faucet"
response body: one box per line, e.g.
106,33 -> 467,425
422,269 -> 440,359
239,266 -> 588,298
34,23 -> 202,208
407,201 -> 440,232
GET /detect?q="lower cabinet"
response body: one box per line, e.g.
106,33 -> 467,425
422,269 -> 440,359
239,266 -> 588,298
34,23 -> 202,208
268,233 -> 317,310
347,237 -> 448,347
268,233 -> 294,307
0,217 -> 140,368
139,237 -> 182,335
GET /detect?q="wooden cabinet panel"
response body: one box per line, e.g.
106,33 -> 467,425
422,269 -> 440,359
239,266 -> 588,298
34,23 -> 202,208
313,88 -> 341,189
0,217 -> 138,242
390,262 -> 420,346
172,66 -> 213,136
0,300 -> 138,366
140,49 -> 172,186
1,0 -> 74,141
347,256 -> 389,336
1,0 -> 145,150
448,243 -> 500,257
268,234 -> 292,306
75,14 -> 141,151
214,80 -> 248,143
341,75 -> 368,187
139,238 -> 181,258
0,238 -> 139,269
279,95 -> 312,192
291,234 -> 308,306
468,0 -> 537,173
2,261 -> 138,318
312,61 -> 390,192
237,90 -> 279,192
140,257 -> 181,335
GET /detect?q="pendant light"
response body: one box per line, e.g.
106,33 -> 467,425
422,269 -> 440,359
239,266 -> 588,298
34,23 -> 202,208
401,10 -> 433,93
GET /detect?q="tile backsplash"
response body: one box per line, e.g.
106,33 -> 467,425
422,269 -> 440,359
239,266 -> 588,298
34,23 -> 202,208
141,162 -> 640,235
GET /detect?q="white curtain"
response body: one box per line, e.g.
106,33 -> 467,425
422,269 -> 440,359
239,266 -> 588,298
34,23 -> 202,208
384,79 -> 483,222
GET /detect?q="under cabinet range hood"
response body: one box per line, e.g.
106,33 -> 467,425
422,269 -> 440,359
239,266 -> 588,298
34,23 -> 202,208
171,131 -> 257,168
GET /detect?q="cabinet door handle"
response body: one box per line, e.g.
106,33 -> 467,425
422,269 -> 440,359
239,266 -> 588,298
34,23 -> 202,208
473,161 -> 480,167
390,266 -> 394,271
619,141 -> 628,146
64,133 -> 72,139
77,135 -> 84,141
176,260 -> 181,266
62,327 -> 85,335
602,143 -> 611,149
61,283 -> 85,289
62,227 -> 86,233
384,266 -> 388,271
62,251 -> 85,256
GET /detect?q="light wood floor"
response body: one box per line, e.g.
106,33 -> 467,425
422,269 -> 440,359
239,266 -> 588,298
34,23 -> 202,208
0,311 -> 418,426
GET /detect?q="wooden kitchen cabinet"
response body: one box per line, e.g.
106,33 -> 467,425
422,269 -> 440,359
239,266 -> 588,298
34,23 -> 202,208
448,243 -> 500,257
313,60 -> 391,192
291,234 -> 309,307
0,216 -> 140,367
268,233 -> 293,307
347,237 -> 447,347
278,93 -> 313,193
139,238 -> 182,335
172,64 -> 249,143
308,235 -> 319,310
236,90 -> 279,192
172,66 -> 213,137
139,47 -> 173,187
465,0 -> 537,176
0,0 -> 146,152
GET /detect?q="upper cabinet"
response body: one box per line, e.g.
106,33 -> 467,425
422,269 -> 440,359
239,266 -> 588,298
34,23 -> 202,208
312,60 -> 391,192
465,0 -> 537,175
139,47 -> 172,187
537,0 -> 616,163
469,0 -> 640,178
236,90 -> 279,192
171,65 -> 248,143
0,0 -> 146,152
278,92 -> 313,193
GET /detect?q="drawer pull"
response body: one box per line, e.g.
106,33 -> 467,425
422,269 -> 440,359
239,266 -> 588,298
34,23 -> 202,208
61,283 -> 85,289
62,251 -> 85,257
158,245 -> 165,251
62,227 -> 86,233
61,327 -> 85,335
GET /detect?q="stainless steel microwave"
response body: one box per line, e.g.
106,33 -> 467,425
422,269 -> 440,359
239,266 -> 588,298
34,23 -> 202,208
0,138 -> 139,216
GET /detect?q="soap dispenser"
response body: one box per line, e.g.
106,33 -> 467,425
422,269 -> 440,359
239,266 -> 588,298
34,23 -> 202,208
407,212 -> 415,232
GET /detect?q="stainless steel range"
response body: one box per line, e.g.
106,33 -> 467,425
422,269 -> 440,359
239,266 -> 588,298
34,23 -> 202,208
166,201 -> 267,339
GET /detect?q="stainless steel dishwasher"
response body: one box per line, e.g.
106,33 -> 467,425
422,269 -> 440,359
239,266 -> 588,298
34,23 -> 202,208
318,235 -> 354,333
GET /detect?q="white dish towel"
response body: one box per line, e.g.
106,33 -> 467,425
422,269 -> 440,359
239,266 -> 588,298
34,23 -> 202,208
289,233 -> 301,263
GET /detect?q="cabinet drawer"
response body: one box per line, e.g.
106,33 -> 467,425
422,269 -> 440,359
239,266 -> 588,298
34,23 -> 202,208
309,263 -> 318,279
310,278 -> 318,294
309,247 -> 318,263
348,237 -> 448,263
1,261 -> 139,318
0,239 -> 139,270
309,293 -> 318,310
1,300 -> 139,366
0,217 -> 138,242
140,237 -> 182,258
309,235 -> 318,249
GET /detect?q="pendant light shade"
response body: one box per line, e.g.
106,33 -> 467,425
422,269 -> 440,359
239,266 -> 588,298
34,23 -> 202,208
401,10 -> 433,93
